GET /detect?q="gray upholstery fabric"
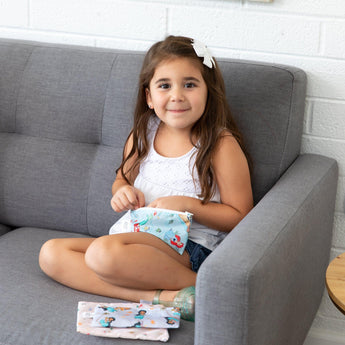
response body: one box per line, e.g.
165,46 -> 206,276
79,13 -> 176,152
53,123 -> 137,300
0,133 -> 98,232
0,38 -> 338,345
221,60 -> 306,203
0,223 -> 10,236
0,43 -> 33,132
101,53 -> 142,147
15,47 -> 115,144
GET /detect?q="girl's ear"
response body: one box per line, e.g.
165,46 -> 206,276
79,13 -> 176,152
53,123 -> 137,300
145,88 -> 152,107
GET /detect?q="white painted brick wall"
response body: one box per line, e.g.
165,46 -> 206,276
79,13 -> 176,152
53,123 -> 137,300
1,0 -> 345,342
31,0 -> 166,41
169,8 -> 321,56
323,21 -> 345,59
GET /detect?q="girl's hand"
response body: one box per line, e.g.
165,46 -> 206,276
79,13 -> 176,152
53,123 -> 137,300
148,196 -> 191,212
111,185 -> 145,213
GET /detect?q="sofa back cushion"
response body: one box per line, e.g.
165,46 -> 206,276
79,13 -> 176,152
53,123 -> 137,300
220,60 -> 306,203
0,39 -> 306,236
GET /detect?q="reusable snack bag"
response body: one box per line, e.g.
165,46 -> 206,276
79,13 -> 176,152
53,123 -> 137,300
109,207 -> 192,255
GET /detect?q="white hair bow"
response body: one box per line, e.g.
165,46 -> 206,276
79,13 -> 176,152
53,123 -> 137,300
191,40 -> 216,69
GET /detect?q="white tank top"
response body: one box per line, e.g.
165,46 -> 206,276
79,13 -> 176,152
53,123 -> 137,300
134,116 -> 226,251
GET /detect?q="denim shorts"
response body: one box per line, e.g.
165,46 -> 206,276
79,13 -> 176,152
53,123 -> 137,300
185,239 -> 212,272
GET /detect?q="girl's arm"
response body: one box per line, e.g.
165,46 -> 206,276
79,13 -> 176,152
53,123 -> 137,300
148,134 -> 253,232
111,133 -> 145,212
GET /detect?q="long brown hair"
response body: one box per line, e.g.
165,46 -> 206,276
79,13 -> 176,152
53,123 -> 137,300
119,35 -> 248,203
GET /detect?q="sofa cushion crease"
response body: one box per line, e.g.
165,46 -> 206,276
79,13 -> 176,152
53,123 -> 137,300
99,53 -> 119,146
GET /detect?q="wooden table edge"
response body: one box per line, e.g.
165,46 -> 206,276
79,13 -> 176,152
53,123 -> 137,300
326,252 -> 345,313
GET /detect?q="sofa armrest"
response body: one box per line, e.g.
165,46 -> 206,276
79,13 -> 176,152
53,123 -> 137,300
195,154 -> 338,345
0,224 -> 11,236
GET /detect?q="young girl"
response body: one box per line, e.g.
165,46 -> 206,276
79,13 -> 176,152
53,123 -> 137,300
39,35 -> 253,321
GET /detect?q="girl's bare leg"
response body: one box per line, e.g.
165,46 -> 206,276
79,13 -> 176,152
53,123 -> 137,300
39,237 -> 154,301
84,233 -> 196,290
39,234 -> 196,303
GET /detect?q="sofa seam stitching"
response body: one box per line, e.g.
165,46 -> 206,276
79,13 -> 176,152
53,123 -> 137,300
99,54 -> 119,145
13,45 -> 36,134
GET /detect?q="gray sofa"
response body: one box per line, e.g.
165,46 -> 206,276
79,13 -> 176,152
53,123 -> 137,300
0,38 -> 338,345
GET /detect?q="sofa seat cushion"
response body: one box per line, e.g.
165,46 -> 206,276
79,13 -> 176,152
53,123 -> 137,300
0,227 -> 194,345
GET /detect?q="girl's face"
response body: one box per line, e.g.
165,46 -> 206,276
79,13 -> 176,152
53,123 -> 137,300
146,57 -> 208,133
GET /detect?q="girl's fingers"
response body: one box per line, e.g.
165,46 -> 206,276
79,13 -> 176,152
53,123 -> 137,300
136,190 -> 146,208
111,186 -> 146,212
124,189 -> 139,208
111,196 -> 126,212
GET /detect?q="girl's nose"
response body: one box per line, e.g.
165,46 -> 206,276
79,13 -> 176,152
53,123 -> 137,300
170,87 -> 184,102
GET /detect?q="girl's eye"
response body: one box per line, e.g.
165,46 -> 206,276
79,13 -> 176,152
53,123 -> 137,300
158,83 -> 170,89
185,82 -> 196,88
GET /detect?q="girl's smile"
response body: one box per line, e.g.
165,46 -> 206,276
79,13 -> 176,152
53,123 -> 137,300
146,57 -> 208,133
167,108 -> 190,113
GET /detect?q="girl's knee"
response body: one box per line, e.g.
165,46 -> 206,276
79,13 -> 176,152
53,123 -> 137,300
85,236 -> 125,278
39,239 -> 62,277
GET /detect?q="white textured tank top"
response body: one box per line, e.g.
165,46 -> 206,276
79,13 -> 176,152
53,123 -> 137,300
134,116 -> 226,251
